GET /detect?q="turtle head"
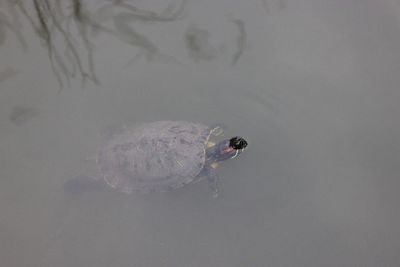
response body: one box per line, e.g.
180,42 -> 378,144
209,136 -> 248,162
226,136 -> 248,159
229,136 -> 248,151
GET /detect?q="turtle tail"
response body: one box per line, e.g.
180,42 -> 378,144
63,176 -> 108,194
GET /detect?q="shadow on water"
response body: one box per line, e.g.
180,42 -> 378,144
0,67 -> 19,82
260,0 -> 286,14
63,175 -> 108,195
9,106 -> 39,126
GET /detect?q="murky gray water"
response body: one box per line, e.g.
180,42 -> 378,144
1,0 -> 400,266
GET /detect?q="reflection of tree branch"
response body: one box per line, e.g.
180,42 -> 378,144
231,19 -> 246,66
5,0 -> 100,89
113,12 -> 159,58
3,0 -> 187,89
69,0 -> 99,85
32,0 -> 67,87
113,12 -> 180,66
0,9 -> 27,50
114,0 -> 187,22
41,0 -> 98,87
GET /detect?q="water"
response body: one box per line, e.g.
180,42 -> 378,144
1,0 -> 400,266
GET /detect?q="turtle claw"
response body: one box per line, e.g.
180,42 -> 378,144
206,166 -> 220,198
209,123 -> 226,137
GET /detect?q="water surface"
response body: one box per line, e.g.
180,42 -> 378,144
1,0 -> 400,266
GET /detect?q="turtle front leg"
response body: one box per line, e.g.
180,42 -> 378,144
205,165 -> 220,198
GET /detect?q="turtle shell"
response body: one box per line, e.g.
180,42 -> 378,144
96,121 -> 213,193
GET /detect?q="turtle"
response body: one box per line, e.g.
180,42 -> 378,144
64,121 -> 248,197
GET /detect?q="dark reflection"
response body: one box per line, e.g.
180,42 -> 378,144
231,18 -> 246,65
9,106 -> 38,126
0,67 -> 18,82
184,24 -> 218,62
2,0 -> 186,89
